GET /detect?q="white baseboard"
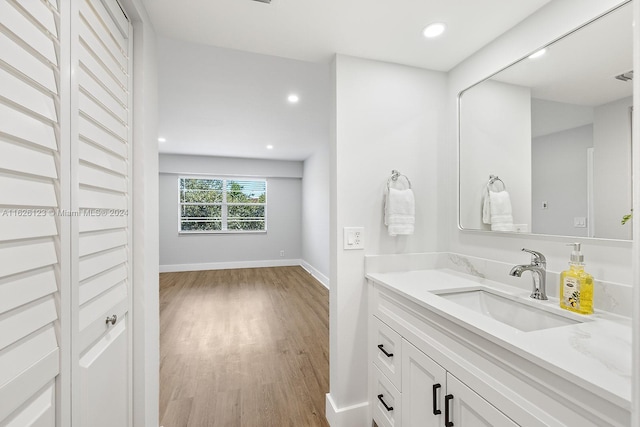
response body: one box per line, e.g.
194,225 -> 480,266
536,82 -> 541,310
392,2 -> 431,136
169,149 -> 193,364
325,393 -> 369,427
159,258 -> 302,273
300,260 -> 330,289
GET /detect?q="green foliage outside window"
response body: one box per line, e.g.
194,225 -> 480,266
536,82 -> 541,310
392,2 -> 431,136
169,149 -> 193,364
621,210 -> 632,225
179,177 -> 266,232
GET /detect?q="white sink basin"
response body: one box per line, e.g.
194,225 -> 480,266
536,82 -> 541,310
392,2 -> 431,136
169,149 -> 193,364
434,288 -> 584,332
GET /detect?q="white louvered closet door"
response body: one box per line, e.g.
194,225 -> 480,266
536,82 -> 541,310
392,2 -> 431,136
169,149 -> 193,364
72,0 -> 132,426
0,0 -> 62,425
0,0 -> 132,425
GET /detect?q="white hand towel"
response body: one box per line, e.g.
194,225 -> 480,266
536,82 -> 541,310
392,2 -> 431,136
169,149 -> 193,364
482,188 -> 491,225
488,190 -> 514,231
385,188 -> 415,236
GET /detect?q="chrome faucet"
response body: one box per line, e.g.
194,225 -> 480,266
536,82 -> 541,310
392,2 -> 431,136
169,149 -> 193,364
509,248 -> 548,300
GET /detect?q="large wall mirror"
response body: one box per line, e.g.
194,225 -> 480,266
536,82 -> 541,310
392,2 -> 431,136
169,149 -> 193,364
458,1 -> 633,240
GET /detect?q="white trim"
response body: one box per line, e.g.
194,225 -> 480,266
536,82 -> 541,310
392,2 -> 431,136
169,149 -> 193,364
159,258 -> 302,273
300,260 -> 330,290
325,393 -> 368,427
121,1 -> 160,427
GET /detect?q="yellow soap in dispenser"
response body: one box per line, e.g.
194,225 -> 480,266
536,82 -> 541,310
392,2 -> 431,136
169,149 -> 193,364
559,243 -> 593,315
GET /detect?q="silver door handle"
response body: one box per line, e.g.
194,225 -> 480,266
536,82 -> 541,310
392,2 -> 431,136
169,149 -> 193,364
105,314 -> 117,325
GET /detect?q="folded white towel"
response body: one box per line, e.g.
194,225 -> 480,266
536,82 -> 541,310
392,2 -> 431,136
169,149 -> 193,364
385,188 -> 415,236
482,188 -> 491,225
487,190 -> 514,231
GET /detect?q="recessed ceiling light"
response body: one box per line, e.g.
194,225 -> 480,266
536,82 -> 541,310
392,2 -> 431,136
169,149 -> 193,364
158,137 -> 166,142
266,145 -> 274,150
528,48 -> 547,59
423,22 -> 446,38
288,94 -> 299,103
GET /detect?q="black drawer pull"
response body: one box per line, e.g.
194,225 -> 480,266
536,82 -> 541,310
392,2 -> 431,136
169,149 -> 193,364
432,383 -> 441,415
377,394 -> 394,412
377,344 -> 393,358
445,394 -> 454,427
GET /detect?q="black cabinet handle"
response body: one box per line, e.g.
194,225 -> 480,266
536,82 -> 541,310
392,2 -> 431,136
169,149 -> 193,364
377,394 -> 394,412
445,394 -> 454,427
432,383 -> 441,415
377,344 -> 393,358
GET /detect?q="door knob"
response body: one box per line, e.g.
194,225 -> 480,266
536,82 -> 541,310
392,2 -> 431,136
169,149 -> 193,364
105,314 -> 117,325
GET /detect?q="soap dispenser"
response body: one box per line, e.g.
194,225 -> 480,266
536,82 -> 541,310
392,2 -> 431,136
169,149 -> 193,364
559,243 -> 594,315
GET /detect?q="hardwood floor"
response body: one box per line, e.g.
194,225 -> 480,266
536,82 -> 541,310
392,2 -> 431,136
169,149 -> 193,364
159,266 -> 330,427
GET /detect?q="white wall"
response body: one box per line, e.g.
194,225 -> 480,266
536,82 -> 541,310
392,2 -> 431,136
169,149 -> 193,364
532,124 -> 592,236
446,0 -> 633,287
159,153 -> 303,177
459,80 -> 531,230
328,55 -> 447,424
531,98 -> 594,138
159,154 -> 303,271
594,96 -> 633,240
302,145 -> 330,286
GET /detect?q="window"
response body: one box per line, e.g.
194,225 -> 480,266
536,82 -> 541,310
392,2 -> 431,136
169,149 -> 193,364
179,177 -> 267,233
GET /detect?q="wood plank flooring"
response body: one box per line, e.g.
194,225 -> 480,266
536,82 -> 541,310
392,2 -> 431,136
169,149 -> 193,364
159,266 -> 330,427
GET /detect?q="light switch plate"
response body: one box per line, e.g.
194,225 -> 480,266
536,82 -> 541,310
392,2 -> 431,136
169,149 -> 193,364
343,227 -> 364,250
573,217 -> 587,228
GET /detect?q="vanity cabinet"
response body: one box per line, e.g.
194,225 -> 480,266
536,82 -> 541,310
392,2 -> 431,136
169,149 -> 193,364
372,319 -> 518,427
368,278 -> 630,427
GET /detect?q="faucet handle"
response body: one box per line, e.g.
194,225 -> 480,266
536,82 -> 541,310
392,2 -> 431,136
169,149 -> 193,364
521,248 -> 546,267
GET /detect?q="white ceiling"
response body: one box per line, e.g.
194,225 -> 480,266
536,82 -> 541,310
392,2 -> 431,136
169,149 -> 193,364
145,0 -> 554,160
489,3 -> 633,107
156,37 -> 331,161
143,0 -> 552,71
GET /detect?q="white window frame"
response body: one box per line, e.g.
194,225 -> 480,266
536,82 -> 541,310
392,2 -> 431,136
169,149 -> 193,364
178,175 -> 268,234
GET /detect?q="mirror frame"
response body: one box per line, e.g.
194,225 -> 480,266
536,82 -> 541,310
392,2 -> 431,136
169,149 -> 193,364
456,0 -> 634,242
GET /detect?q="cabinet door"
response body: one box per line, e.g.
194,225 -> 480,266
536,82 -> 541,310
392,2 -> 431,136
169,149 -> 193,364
401,340 -> 446,427
446,374 -> 519,427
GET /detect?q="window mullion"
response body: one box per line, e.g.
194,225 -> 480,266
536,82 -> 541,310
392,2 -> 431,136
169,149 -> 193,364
222,179 -> 228,230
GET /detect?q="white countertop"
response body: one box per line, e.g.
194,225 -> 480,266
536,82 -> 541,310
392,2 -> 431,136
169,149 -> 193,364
366,268 -> 632,409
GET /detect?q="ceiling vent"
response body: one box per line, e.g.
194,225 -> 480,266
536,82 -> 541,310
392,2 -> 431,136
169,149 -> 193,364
615,70 -> 633,82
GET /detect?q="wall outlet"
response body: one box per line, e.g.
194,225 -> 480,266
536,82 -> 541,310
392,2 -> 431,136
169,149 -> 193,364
573,217 -> 587,228
280,250 -> 285,257
343,227 -> 364,250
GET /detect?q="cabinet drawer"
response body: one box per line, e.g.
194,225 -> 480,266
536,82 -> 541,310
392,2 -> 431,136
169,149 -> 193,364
373,316 -> 402,389
373,365 -> 402,427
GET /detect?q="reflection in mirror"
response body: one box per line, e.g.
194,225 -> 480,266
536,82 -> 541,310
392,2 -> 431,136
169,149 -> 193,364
458,2 -> 633,240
